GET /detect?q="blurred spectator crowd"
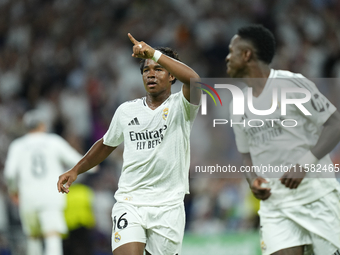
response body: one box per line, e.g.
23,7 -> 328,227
1,0 -> 340,254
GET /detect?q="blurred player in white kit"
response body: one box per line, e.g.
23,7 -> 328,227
227,25 -> 340,255
4,110 -> 83,255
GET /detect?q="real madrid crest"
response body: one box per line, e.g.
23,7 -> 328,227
162,108 -> 169,120
114,232 -> 121,243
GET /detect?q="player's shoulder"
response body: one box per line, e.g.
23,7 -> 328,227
162,92 -> 184,109
119,97 -> 144,110
273,69 -> 305,79
166,91 -> 184,105
171,91 -> 182,100
38,133 -> 68,146
45,133 -> 63,141
8,136 -> 25,149
124,98 -> 143,104
10,133 -> 40,146
272,69 -> 316,91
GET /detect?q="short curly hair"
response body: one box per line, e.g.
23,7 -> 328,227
237,24 -> 276,64
139,46 -> 180,85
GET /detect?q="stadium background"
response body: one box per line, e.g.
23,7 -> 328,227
0,0 -> 340,254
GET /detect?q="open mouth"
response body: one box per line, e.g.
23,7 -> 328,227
147,81 -> 157,87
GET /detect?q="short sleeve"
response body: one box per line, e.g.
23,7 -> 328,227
180,86 -> 201,123
288,79 -> 336,126
103,106 -> 124,147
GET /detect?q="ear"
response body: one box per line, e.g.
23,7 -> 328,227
243,49 -> 253,62
169,73 -> 175,84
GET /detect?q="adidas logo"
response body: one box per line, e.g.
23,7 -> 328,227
128,117 -> 140,125
333,250 -> 340,255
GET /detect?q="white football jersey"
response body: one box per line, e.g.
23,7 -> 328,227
4,133 -> 82,210
103,89 -> 200,206
231,69 -> 340,208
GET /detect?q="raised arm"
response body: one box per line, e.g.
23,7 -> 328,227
57,138 -> 116,194
128,33 -> 201,104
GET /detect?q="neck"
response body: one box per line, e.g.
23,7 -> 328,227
28,123 -> 46,133
146,91 -> 171,110
243,62 -> 271,97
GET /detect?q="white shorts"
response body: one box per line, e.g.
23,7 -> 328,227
20,209 -> 68,237
259,190 -> 340,255
111,202 -> 185,254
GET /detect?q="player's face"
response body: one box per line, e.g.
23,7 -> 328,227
225,35 -> 248,78
142,59 -> 174,96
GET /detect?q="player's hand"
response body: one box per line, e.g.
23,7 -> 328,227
128,33 -> 155,59
279,164 -> 306,189
57,169 -> 77,194
250,177 -> 271,200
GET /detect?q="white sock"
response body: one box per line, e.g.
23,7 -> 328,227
27,238 -> 43,255
44,235 -> 63,255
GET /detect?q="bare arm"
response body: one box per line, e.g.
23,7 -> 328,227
280,111 -> 340,189
242,153 -> 271,200
157,53 -> 201,105
57,138 -> 116,193
128,33 -> 201,104
311,110 -> 340,159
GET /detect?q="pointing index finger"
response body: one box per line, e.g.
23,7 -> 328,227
128,33 -> 139,45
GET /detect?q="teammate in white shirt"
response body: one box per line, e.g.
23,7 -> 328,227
57,33 -> 201,255
4,110 -> 83,255
227,25 -> 340,255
